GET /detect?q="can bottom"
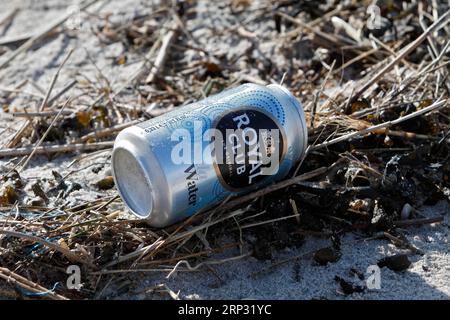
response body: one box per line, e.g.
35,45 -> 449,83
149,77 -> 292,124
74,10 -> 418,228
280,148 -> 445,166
112,147 -> 153,218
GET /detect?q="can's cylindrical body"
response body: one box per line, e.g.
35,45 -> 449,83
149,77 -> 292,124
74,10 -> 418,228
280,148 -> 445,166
112,83 -> 308,227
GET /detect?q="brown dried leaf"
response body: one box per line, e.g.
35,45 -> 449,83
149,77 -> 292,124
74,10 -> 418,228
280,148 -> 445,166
0,185 -> 19,205
96,176 -> 115,190
116,55 -> 127,65
76,111 -> 93,127
350,99 -> 370,113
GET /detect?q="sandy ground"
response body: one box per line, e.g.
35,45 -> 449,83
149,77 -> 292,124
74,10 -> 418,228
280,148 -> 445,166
105,200 -> 449,300
0,0 -> 449,300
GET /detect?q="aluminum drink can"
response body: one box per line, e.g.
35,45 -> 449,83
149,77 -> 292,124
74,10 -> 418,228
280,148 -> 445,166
112,83 -> 308,227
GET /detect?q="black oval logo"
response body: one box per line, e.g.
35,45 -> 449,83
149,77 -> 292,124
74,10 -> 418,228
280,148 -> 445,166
212,108 -> 285,190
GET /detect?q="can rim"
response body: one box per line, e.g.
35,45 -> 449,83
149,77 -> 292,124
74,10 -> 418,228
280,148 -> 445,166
112,145 -> 154,219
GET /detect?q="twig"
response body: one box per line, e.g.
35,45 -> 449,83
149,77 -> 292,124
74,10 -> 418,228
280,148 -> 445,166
47,79 -> 77,106
0,8 -> 19,36
0,141 -> 113,158
281,4 -> 345,39
0,229 -> 94,267
145,21 -> 179,84
312,99 -> 447,150
0,267 -> 68,300
376,128 -> 447,141
6,49 -> 74,148
79,119 -> 141,142
0,0 -> 99,69
166,252 -> 251,279
311,60 -> 336,127
157,209 -> 247,251
393,216 -> 444,227
137,242 -> 240,266
39,50 -> 74,112
351,10 -> 450,101
334,46 -> 380,75
368,35 -> 415,70
147,167 -> 327,257
0,8 -> 18,26
12,110 -> 73,118
102,238 -> 164,269
18,98 -> 71,172
0,33 -> 32,46
85,28 -> 164,110
276,11 -> 354,48
238,213 -> 300,229
0,86 -> 43,98
215,167 -> 327,214
251,249 -> 317,278
382,231 -> 423,255
90,268 -> 192,275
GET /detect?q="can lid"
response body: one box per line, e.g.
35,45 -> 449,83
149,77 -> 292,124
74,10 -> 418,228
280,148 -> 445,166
112,147 -> 153,218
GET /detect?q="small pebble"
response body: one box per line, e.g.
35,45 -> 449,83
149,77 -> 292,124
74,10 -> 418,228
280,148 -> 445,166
314,247 -> 341,265
27,197 -> 46,207
96,176 -> 115,190
0,184 -> 19,205
378,254 -> 411,271
401,203 -> 414,220
335,276 -> 365,295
